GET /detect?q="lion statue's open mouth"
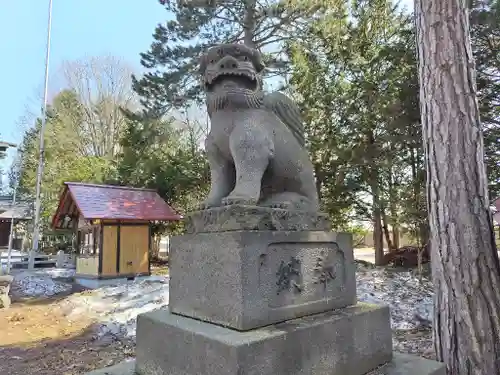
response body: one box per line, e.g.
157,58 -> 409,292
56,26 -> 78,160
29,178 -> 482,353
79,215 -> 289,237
205,70 -> 259,92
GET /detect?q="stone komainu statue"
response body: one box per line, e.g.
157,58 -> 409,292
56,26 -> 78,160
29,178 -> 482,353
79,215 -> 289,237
199,43 -> 319,212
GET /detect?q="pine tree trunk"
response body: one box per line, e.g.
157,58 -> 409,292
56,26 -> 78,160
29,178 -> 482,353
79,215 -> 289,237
388,163 -> 400,249
382,210 -> 394,252
415,0 -> 500,373
372,186 -> 385,265
243,0 -> 256,47
419,222 -> 429,247
392,225 -> 399,249
314,165 -> 324,203
389,185 -> 400,249
365,129 -> 385,264
151,235 -> 160,259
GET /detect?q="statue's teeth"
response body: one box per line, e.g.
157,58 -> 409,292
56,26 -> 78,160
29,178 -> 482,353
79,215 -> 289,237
206,70 -> 257,83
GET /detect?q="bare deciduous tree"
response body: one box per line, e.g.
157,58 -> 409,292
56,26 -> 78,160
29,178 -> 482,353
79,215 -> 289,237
59,55 -> 137,158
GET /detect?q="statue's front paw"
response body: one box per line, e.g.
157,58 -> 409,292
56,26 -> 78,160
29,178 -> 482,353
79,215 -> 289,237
196,199 -> 221,210
270,202 -> 291,209
221,195 -> 258,206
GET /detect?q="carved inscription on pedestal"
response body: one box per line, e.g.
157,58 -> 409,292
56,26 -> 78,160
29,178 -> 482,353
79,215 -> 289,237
260,242 -> 346,309
312,246 -> 339,288
276,257 -> 303,294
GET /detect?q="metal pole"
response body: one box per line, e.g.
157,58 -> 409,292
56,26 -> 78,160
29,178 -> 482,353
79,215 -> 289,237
30,0 -> 53,270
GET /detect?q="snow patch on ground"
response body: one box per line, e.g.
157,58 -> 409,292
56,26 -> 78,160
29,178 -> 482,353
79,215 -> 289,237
63,266 -> 433,341
11,268 -> 75,297
65,276 -> 169,338
357,265 -> 433,330
32,268 -> 75,279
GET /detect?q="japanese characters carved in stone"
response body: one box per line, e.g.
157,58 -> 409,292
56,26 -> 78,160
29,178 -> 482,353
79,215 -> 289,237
199,43 -> 319,212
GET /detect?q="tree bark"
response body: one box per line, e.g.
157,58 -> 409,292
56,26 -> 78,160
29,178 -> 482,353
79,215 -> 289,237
242,0 -> 257,48
391,225 -> 399,249
382,209 -> 394,252
415,0 -> 500,373
419,222 -> 429,247
366,128 -> 385,265
389,174 -> 400,249
314,164 -> 324,203
372,183 -> 385,265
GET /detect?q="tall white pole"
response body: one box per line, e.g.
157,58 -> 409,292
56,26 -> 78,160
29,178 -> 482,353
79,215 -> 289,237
30,0 -> 54,270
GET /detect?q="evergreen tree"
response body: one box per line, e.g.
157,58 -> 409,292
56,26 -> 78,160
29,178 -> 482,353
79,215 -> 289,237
114,109 -> 209,213
133,0 -> 326,112
471,0 -> 500,197
112,109 -> 210,244
288,0 -> 423,260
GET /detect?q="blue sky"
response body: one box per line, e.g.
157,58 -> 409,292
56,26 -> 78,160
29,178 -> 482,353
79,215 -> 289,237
0,0 -> 168,171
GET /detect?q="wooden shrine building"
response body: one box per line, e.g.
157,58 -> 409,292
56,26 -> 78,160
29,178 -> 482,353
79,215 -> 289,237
52,182 -> 181,280
0,195 -> 32,250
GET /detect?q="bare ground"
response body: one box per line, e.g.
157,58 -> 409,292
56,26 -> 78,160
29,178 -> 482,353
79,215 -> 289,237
0,284 -> 134,375
0,266 -> 435,374
0,297 -> 435,375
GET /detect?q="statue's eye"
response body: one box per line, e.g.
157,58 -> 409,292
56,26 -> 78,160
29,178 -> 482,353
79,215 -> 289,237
210,59 -> 215,64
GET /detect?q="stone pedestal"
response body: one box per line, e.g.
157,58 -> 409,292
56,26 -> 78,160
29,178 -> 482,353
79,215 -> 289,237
85,206 -> 445,375
87,353 -> 445,375
169,230 -> 356,330
135,304 -> 392,375
184,205 -> 331,234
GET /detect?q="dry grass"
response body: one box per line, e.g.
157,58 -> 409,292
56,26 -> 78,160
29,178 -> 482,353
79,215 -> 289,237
0,299 -> 91,347
0,292 -> 134,375
151,265 -> 169,276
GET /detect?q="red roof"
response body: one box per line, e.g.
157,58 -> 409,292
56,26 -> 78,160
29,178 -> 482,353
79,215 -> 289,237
493,197 -> 500,212
52,182 -> 181,229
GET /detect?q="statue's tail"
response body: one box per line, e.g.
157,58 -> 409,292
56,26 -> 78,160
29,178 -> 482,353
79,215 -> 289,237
263,92 -> 305,147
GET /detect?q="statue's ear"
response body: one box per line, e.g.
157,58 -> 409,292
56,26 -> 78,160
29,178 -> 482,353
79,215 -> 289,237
251,48 -> 265,73
199,54 -> 208,74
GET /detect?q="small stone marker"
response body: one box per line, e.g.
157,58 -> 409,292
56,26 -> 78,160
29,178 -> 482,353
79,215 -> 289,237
0,275 -> 13,309
56,250 -> 66,268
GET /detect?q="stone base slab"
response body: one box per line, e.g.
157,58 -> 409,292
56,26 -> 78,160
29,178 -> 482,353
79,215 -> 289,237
169,230 -> 356,330
185,204 -> 331,233
135,304 -> 393,375
366,353 -> 445,375
85,360 -> 136,375
85,353 -> 445,375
